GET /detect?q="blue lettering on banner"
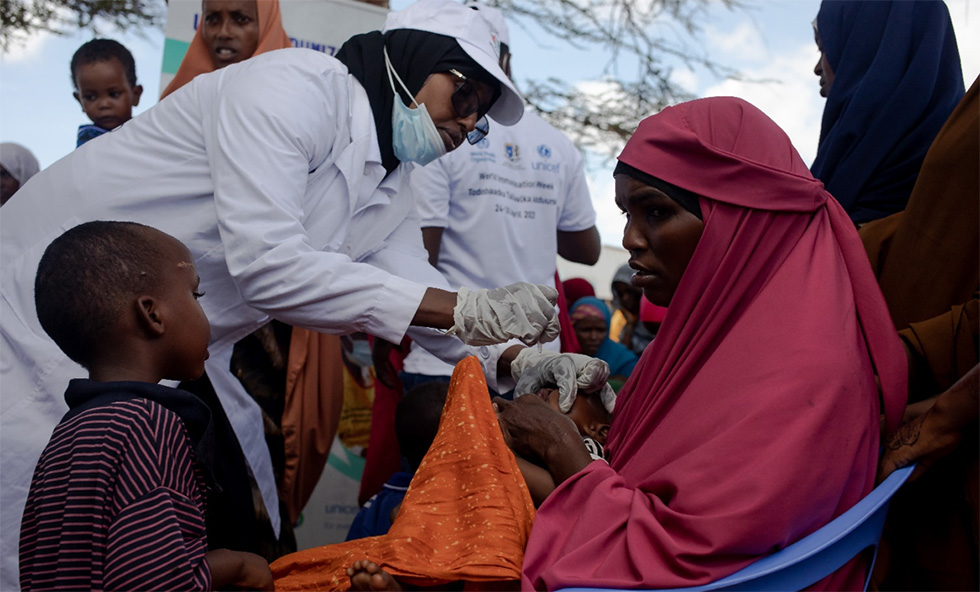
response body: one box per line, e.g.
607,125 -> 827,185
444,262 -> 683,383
290,37 -> 337,55
532,162 -> 560,173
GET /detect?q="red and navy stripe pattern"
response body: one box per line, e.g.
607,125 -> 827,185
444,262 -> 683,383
20,399 -> 212,591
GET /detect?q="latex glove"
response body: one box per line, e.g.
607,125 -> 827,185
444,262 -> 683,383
447,282 -> 560,346
512,349 -> 616,413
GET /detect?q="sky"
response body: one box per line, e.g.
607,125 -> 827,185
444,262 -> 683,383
1,0 -> 977,248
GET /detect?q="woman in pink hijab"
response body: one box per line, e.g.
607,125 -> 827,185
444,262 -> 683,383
495,96 -> 907,591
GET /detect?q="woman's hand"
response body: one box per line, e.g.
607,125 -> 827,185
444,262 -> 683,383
878,364 -> 978,483
494,395 -> 593,485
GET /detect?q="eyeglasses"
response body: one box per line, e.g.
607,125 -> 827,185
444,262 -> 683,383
448,69 -> 490,145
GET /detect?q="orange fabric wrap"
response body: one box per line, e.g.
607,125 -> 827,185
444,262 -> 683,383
272,356 -> 535,590
280,329 -> 345,525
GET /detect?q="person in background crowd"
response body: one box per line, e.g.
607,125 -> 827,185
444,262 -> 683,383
562,277 -> 596,309
70,39 -> 143,147
160,0 -> 292,98
639,294 -> 667,340
570,296 -> 638,390
609,263 -> 654,354
810,0 -> 964,224
0,142 -> 40,206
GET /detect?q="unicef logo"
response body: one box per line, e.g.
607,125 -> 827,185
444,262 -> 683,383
477,137 -> 490,149
537,144 -> 552,158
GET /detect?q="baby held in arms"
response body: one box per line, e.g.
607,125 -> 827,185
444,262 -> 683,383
513,386 -> 613,506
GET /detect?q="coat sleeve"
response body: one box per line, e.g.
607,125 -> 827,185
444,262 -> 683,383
900,297 -> 979,397
204,59 -> 426,344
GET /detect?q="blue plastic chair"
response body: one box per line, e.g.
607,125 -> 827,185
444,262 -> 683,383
558,463 -> 915,592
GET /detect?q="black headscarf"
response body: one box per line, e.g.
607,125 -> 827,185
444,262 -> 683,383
614,161 -> 703,220
336,29 -> 500,174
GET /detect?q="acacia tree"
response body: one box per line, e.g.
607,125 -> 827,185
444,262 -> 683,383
492,0 -> 744,157
0,0 -> 164,53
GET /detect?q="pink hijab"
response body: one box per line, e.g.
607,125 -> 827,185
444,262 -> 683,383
522,97 -> 907,591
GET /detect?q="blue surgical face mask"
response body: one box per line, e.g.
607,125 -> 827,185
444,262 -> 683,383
385,47 -> 447,166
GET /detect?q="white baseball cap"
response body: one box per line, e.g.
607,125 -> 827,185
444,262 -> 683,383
383,0 -> 523,125
464,1 -> 510,47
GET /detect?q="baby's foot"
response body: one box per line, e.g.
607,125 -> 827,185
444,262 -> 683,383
346,559 -> 404,591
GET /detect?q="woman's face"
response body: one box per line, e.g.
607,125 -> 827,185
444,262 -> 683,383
573,317 -> 607,357
202,0 -> 260,69
616,174 -> 704,307
413,71 -> 495,152
612,281 -> 640,315
813,29 -> 835,98
0,166 -> 19,206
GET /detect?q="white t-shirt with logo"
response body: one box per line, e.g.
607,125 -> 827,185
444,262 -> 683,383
404,110 -> 597,377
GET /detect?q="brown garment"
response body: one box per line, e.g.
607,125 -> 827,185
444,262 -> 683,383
279,328 -> 345,525
861,78 -> 980,591
901,299 -> 980,401
860,78 -> 979,333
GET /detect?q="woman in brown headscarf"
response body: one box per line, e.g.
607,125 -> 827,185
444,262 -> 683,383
160,0 -> 292,98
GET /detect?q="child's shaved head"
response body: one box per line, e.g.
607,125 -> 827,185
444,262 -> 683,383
34,221 -> 169,369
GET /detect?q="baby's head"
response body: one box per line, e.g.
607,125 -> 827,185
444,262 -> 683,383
35,221 -> 210,382
536,387 -> 612,445
71,39 -> 142,131
395,380 -> 449,473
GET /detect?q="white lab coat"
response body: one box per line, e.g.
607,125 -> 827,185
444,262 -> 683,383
0,48 -> 505,590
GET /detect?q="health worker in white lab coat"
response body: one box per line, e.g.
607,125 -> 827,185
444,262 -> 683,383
0,1 -> 593,588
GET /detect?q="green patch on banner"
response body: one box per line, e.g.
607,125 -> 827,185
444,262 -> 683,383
327,443 -> 366,482
162,38 -> 191,75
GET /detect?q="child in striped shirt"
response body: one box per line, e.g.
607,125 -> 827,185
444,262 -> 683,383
19,221 -> 272,591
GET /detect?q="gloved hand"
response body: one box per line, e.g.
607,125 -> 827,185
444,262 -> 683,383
447,282 -> 560,346
511,349 -> 617,414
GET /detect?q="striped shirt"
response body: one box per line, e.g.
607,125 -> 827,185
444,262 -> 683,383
19,398 -> 212,591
